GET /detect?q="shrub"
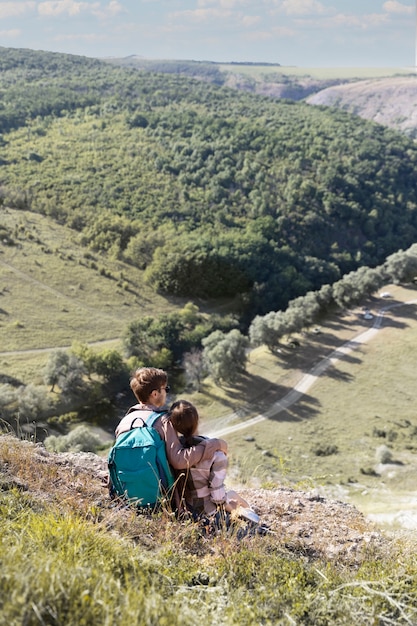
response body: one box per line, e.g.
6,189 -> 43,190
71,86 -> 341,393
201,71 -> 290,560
0,384 -> 18,408
44,425 -> 102,453
312,444 -> 338,457
375,445 -> 393,464
18,384 -> 51,420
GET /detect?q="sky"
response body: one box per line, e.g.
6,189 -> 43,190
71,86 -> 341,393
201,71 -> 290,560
0,0 -> 415,67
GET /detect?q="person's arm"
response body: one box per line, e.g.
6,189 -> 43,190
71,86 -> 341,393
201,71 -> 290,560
200,437 -> 227,460
208,451 -> 228,505
157,418 -> 227,470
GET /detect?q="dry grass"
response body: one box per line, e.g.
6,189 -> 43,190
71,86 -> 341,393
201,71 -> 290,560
219,65 -> 413,81
2,435 -> 417,625
0,208 -> 188,354
0,433 -> 384,562
190,285 -> 417,530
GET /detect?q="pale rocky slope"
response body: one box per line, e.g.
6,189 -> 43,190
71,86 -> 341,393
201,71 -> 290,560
306,75 -> 417,137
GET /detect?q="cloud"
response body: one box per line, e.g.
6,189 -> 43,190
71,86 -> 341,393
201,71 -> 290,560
37,0 -> 122,18
37,1 -> 90,16
170,7 -> 261,28
92,0 -> 124,19
0,28 -> 22,37
170,8 -> 234,23
294,12 -> 390,30
170,3 -> 260,27
197,0 -> 250,7
241,14 -> 261,26
54,32 -> 107,41
0,2 -> 35,18
383,0 -> 413,15
276,0 -> 327,15
246,24 -> 294,41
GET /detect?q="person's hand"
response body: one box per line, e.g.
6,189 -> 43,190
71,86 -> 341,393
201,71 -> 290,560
225,498 -> 239,512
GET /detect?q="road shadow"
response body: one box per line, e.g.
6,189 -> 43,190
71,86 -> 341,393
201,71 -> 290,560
321,367 -> 354,383
233,373 -> 322,423
379,316 -> 409,330
270,338 -> 364,388
267,392 -> 321,423
204,372 -> 292,415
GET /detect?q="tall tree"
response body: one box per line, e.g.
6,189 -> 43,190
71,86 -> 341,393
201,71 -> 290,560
202,329 -> 248,383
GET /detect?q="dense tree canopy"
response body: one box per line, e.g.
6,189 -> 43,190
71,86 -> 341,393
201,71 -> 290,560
2,46 -> 417,318
123,304 -> 237,369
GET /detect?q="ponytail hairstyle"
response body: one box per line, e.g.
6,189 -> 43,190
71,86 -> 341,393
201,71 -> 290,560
169,400 -> 199,447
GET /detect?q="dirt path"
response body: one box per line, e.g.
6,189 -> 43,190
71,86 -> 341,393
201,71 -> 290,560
0,258 -> 123,356
0,338 -> 120,358
0,258 -> 119,323
204,298 -> 417,438
0,259 -> 74,302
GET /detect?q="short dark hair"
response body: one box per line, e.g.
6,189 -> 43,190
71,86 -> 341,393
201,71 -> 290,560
168,400 -> 199,442
130,367 -> 167,403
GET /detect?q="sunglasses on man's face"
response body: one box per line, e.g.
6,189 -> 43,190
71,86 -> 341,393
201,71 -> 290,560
152,385 -> 170,394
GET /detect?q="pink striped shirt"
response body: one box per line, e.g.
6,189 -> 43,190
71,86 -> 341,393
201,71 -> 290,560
177,436 -> 228,516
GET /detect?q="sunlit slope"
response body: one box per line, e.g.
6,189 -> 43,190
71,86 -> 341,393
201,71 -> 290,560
307,76 -> 417,137
0,209 -> 185,352
211,284 -> 417,490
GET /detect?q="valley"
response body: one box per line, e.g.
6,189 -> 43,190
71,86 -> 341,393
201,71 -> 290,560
1,48 -> 417,534
2,37 -> 417,625
209,285 -> 417,531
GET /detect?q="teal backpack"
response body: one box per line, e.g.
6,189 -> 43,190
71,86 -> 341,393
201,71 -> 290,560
108,409 -> 175,509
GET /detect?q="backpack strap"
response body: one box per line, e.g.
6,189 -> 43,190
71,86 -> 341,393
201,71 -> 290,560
127,409 -> 166,431
145,411 -> 166,428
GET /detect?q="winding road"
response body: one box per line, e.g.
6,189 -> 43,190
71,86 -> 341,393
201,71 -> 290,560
1,271 -> 416,441
204,298 -> 417,438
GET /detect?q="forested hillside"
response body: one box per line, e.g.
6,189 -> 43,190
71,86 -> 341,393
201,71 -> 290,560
2,47 -> 417,319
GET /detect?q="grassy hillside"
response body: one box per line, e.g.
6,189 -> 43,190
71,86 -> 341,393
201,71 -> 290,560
0,208 -> 201,385
2,50 -> 417,620
0,207 -> 196,348
192,284 -> 417,528
1,48 -> 417,531
2,433 -> 417,625
1,286 -> 417,623
2,206 -> 416,531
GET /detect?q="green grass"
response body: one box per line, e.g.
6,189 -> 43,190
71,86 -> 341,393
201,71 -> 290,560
2,487 -> 417,626
0,491 -> 186,626
0,208 -> 189,354
195,284 -> 417,525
